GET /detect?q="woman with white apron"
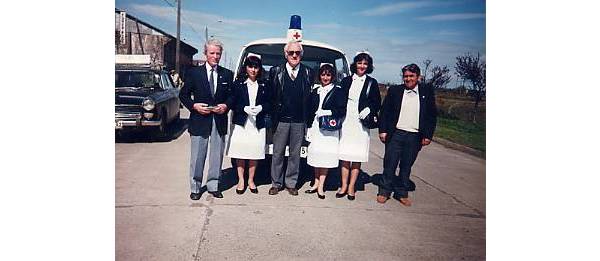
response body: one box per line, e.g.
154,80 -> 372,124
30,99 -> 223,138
338,52 -> 381,200
226,55 -> 270,194
305,64 -> 348,199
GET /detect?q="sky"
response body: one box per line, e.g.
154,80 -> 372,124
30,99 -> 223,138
115,0 -> 485,85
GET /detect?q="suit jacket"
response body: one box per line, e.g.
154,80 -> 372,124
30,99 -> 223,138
179,64 -> 234,137
306,84 -> 348,128
230,79 -> 271,130
267,63 -> 315,129
378,83 -> 437,140
340,75 -> 381,121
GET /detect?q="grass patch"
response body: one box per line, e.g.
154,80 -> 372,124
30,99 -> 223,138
435,117 -> 486,152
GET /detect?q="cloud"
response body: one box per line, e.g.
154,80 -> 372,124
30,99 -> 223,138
356,1 -> 436,16
130,4 -> 275,32
306,23 -> 343,30
417,13 -> 485,21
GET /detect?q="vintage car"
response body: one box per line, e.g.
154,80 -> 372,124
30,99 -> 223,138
232,16 -> 351,157
115,55 -> 180,137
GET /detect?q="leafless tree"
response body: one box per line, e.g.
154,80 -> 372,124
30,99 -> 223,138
427,65 -> 452,90
422,59 -> 432,83
455,53 -> 486,123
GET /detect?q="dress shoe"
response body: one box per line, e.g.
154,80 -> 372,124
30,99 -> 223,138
305,188 -> 318,194
286,187 -> 299,196
347,194 -> 355,201
190,192 -> 201,200
249,187 -> 258,194
398,197 -> 412,207
376,194 -> 389,204
317,192 -> 325,199
268,187 -> 280,195
335,191 -> 347,198
236,188 -> 245,194
208,191 -> 223,198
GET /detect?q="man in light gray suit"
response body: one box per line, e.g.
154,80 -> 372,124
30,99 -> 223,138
179,39 -> 234,200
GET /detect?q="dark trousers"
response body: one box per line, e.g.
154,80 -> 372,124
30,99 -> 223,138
378,129 -> 422,198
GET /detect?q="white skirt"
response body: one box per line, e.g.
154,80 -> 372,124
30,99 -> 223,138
226,116 -> 266,160
338,100 -> 370,162
307,117 -> 340,168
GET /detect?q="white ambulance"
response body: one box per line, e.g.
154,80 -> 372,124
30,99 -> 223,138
232,15 -> 351,157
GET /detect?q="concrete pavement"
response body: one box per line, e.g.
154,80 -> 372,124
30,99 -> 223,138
116,109 -> 485,260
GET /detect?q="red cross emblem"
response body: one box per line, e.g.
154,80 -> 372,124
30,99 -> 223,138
329,119 -> 337,126
293,32 -> 301,40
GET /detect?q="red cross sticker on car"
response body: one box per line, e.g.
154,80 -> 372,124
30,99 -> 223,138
293,32 -> 301,40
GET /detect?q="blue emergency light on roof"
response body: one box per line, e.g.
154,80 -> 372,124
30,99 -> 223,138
289,15 -> 301,29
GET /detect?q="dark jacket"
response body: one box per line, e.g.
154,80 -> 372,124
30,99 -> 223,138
378,83 -> 437,140
267,63 -> 315,129
179,64 -> 234,137
340,75 -> 381,123
306,84 -> 348,128
230,79 -> 271,129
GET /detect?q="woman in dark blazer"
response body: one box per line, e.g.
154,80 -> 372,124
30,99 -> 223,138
304,64 -> 348,199
226,55 -> 271,194
337,52 -> 381,200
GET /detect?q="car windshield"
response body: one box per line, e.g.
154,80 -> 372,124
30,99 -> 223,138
115,71 -> 160,89
237,44 -> 350,84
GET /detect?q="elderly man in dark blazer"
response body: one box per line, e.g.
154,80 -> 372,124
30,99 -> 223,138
377,63 -> 437,206
267,41 -> 315,196
179,39 -> 233,200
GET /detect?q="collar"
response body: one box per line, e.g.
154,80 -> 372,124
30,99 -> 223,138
352,73 -> 366,81
286,63 -> 299,73
404,84 -> 419,94
206,63 -> 218,73
244,78 -> 258,85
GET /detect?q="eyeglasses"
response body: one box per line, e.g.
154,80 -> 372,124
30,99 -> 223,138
286,51 -> 301,56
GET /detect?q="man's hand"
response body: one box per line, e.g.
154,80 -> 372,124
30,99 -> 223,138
421,138 -> 431,146
379,133 -> 387,143
212,103 -> 228,114
193,103 -> 211,115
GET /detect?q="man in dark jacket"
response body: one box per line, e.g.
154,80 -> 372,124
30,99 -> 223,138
377,64 -> 437,206
179,39 -> 233,200
267,41 -> 315,196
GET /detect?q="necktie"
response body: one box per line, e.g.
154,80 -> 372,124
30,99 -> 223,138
290,67 -> 296,80
209,68 -> 215,95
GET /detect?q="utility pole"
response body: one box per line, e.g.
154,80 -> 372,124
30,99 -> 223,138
175,0 -> 181,74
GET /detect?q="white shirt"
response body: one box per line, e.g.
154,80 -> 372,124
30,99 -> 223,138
205,64 -> 218,89
244,78 -> 259,107
348,74 -> 366,101
286,63 -> 298,80
396,85 -> 420,132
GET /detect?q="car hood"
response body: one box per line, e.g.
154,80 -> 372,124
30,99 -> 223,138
115,88 -> 154,105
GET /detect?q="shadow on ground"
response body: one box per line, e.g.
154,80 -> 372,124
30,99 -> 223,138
218,157 -> 375,193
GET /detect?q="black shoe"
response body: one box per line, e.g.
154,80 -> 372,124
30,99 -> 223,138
317,192 -> 325,199
305,188 -> 318,194
268,187 -> 279,195
335,191 -> 347,198
347,194 -> 356,201
190,192 -> 201,200
286,188 -> 299,196
249,187 -> 258,194
209,191 -> 223,198
236,188 -> 245,194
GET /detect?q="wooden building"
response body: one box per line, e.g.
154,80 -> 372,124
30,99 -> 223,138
115,9 -> 198,74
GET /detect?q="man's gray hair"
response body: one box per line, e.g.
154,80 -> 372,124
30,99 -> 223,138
204,39 -> 224,53
283,41 -> 303,56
